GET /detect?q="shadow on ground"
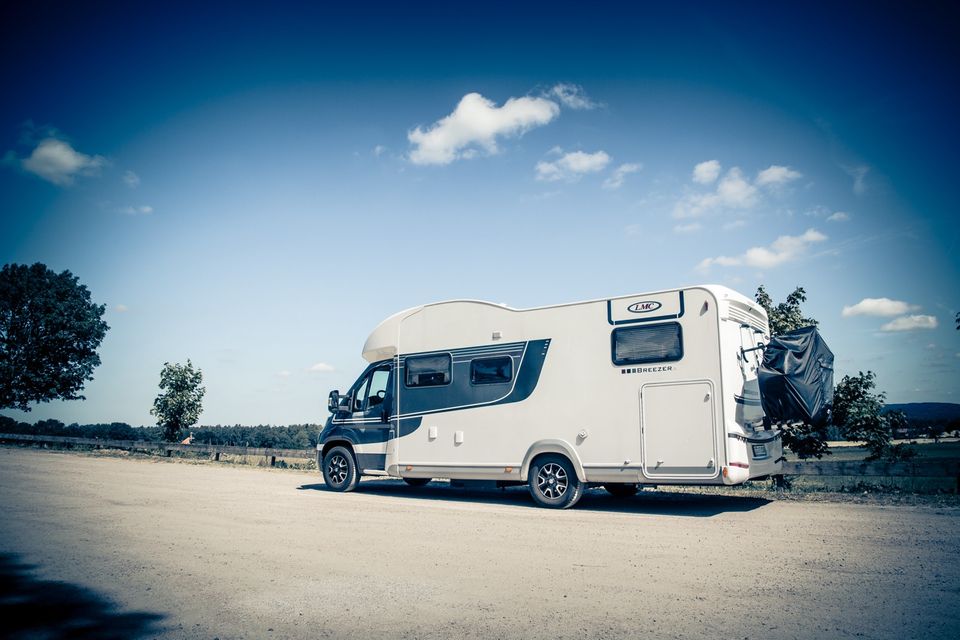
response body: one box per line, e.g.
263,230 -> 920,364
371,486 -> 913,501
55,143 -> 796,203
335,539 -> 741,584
0,553 -> 164,639
298,479 -> 770,517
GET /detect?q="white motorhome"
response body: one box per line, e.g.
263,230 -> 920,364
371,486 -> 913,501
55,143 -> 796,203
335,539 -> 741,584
317,285 -> 781,508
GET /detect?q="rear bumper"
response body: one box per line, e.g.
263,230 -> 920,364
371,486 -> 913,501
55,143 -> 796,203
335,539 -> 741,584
723,429 -> 783,484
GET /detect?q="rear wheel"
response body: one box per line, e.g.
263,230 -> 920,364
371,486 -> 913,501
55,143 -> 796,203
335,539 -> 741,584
403,477 -> 431,487
528,454 -> 583,509
604,483 -> 639,498
322,446 -> 360,492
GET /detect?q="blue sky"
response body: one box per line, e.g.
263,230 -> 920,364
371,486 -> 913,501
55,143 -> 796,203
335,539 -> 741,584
1,2 -> 958,426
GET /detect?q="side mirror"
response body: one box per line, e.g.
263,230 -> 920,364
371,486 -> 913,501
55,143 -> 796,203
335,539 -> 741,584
327,390 -> 340,413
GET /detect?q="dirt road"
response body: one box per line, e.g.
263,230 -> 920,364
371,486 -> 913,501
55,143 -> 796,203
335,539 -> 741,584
0,448 -> 957,639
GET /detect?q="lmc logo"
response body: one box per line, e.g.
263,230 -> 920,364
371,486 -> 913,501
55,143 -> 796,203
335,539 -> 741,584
627,301 -> 662,314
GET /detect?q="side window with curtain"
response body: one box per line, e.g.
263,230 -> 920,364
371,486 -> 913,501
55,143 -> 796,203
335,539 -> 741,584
404,354 -> 452,387
470,356 -> 513,385
611,322 -> 683,365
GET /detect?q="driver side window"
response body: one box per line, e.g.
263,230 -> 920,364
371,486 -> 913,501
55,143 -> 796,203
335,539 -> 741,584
365,368 -> 389,410
352,375 -> 370,412
352,366 -> 390,415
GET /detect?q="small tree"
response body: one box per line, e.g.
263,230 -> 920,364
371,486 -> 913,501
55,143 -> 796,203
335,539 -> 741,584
832,371 -> 912,461
0,263 -> 109,411
150,360 -> 205,442
755,285 -> 818,336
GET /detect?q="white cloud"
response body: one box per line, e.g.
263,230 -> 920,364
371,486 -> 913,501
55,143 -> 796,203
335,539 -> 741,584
114,304 -> 129,313
675,167 -> 758,218
698,228 -> 827,270
276,370 -> 292,378
843,164 -> 870,195
755,165 -> 802,187
372,145 -> 386,157
602,162 -> 641,189
118,205 -> 153,215
723,219 -> 747,230
536,150 -> 610,182
880,315 -> 938,332
692,160 -> 721,184
408,92 -> 560,165
309,362 -> 335,373
842,298 -> 920,318
545,83 -> 598,110
827,211 -> 850,222
625,224 -> 642,236
20,138 -> 106,186
123,170 -> 140,188
674,222 -> 702,233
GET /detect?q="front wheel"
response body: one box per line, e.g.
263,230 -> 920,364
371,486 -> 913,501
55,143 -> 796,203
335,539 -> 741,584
322,446 -> 360,492
528,454 -> 583,509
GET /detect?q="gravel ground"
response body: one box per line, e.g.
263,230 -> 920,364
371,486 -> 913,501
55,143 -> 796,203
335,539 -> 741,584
1,448 -> 958,639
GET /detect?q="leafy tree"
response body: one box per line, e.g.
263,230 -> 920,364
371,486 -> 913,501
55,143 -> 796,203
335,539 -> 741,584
150,360 -> 205,441
0,263 -> 109,411
755,285 -> 828,458
832,371 -> 913,461
754,285 -> 818,336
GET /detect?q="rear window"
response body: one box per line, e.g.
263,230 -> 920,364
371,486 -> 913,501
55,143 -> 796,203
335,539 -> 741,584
470,356 -> 513,385
404,354 -> 451,387
612,323 -> 683,365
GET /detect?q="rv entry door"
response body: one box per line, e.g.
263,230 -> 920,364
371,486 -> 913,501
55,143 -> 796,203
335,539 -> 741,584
640,380 -> 718,479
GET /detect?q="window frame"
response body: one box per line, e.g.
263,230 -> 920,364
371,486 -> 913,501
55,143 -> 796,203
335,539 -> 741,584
610,322 -> 684,366
469,355 -> 514,386
403,352 -> 453,388
360,366 -> 391,412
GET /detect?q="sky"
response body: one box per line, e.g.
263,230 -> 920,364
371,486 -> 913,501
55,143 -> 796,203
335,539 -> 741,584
1,2 -> 958,426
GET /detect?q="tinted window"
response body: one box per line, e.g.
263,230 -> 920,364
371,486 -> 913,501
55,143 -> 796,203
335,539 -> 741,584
612,323 -> 683,365
470,356 -> 513,385
352,375 -> 370,411
405,354 -> 451,387
363,368 -> 390,410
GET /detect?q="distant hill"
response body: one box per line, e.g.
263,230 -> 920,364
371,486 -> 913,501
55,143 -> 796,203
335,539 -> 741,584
884,403 -> 960,423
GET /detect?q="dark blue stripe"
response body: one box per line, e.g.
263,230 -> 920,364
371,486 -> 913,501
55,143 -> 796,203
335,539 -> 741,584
398,339 -> 550,416
320,339 -> 550,448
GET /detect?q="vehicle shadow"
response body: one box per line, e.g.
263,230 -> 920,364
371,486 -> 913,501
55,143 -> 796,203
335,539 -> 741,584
297,479 -> 770,517
0,552 -> 165,639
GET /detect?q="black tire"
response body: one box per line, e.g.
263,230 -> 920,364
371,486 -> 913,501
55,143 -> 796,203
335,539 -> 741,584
322,446 -> 360,492
403,477 -> 431,487
604,483 -> 639,498
528,454 -> 583,509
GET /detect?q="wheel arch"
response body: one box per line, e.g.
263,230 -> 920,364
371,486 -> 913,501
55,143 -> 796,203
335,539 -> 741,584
520,439 -> 586,483
320,439 -> 355,461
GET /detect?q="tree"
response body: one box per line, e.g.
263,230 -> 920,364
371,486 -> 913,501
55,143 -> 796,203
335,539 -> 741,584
754,285 -> 818,336
150,360 -> 205,441
0,263 -> 109,411
832,371 -> 912,461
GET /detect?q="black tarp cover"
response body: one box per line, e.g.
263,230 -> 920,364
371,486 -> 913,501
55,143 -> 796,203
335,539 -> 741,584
758,326 -> 834,427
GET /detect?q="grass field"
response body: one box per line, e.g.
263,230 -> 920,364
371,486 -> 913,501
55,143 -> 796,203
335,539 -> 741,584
4,438 -> 958,495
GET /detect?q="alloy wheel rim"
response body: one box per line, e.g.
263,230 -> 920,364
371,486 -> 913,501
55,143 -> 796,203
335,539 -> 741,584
537,462 -> 568,499
327,454 -> 348,485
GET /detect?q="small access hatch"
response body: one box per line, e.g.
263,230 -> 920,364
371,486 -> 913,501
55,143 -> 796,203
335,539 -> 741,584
641,380 -> 717,478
